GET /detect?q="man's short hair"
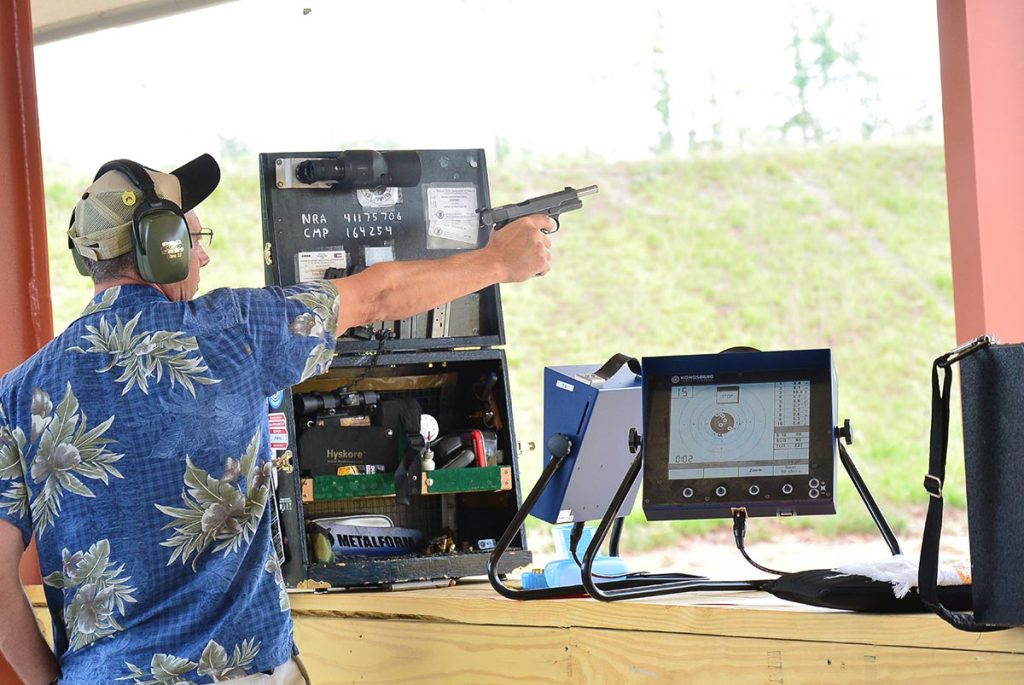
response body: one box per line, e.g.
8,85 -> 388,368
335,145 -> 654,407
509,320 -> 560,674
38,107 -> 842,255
82,253 -> 136,283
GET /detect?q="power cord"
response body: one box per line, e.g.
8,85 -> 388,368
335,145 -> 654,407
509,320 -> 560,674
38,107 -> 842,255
732,508 -> 788,576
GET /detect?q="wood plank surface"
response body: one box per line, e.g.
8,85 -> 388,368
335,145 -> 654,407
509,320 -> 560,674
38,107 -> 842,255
26,582 -> 1024,684
570,626 -> 1024,684
285,581 -> 1024,654
293,617 -> 569,684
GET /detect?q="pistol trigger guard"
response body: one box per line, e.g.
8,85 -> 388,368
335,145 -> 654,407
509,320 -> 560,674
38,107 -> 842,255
542,217 -> 560,235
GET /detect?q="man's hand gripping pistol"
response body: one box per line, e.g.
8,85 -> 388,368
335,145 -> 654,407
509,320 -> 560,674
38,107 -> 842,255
479,185 -> 598,234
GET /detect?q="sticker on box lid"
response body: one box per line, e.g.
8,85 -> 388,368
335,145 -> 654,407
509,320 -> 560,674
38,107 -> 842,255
268,390 -> 284,410
556,509 -> 574,523
357,187 -> 402,208
555,380 -> 574,392
268,412 -> 289,450
363,244 -> 395,267
426,185 -> 479,246
296,248 -> 347,283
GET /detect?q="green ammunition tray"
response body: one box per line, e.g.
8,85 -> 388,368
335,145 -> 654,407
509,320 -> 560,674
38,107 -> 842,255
304,465 -> 512,502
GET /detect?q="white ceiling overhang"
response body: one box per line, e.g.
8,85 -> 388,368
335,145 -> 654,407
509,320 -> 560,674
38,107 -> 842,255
32,0 -> 236,45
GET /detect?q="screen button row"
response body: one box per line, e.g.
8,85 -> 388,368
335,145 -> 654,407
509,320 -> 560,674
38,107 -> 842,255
679,482 -> 804,499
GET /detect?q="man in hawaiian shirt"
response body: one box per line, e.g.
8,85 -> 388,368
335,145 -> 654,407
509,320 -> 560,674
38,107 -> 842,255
0,154 -> 553,684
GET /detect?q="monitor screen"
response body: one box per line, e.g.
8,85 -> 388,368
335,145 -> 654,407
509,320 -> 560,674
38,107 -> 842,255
642,349 -> 837,521
668,380 -> 811,481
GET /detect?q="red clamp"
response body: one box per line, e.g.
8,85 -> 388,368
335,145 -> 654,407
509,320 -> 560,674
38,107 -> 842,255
470,429 -> 487,467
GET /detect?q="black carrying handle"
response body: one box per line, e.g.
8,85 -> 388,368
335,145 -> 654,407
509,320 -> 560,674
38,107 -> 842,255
591,353 -> 641,382
919,335 -> 1006,632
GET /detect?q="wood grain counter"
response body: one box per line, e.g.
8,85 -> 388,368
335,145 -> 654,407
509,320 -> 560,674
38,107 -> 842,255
28,581 -> 1024,683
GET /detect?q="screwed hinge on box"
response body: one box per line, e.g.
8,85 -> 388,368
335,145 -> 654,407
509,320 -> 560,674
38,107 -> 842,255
273,450 -> 294,474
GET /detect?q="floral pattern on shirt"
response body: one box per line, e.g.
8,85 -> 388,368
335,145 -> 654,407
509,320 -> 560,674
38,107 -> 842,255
0,401 -> 29,520
68,312 -> 221,397
29,384 -> 124,537
80,285 -> 121,318
42,539 -> 137,651
287,281 -> 339,381
118,638 -> 260,684
265,553 -> 290,613
156,430 -> 271,571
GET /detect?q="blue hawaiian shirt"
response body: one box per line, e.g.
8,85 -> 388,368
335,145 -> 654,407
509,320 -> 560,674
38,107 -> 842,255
0,282 -> 339,684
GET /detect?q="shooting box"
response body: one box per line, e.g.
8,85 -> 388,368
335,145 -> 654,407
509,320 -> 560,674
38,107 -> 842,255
259,149 -> 531,589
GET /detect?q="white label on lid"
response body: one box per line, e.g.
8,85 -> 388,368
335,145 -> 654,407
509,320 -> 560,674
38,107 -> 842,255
555,380 -> 574,392
426,186 -> 479,245
357,187 -> 402,208
556,509 -> 574,523
363,245 -> 395,267
296,248 -> 347,282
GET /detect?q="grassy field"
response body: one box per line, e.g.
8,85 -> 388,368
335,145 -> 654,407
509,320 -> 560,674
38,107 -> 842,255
44,143 -> 963,549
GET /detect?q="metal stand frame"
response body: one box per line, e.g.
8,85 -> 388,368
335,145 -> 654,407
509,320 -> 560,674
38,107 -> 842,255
487,435 -> 693,600
581,421 -> 900,601
487,436 -> 622,599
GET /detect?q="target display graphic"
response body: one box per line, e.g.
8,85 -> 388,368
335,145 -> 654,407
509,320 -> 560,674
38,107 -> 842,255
668,381 -> 810,480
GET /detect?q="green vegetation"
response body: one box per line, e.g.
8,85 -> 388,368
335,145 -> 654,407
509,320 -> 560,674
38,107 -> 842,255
44,143 -> 962,551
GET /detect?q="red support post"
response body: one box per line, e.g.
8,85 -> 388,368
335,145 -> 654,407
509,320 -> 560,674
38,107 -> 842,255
937,0 -> 1024,343
0,0 -> 53,678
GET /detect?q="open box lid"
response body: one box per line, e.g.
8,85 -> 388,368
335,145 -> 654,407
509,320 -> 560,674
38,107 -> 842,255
259,149 -> 504,353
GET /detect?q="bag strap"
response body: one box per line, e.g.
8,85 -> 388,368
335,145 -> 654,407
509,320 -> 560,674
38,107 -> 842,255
919,335 -> 1006,632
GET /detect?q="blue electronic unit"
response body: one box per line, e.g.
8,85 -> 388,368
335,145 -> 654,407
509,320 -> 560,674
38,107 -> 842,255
641,349 -> 838,521
533,363 -> 643,525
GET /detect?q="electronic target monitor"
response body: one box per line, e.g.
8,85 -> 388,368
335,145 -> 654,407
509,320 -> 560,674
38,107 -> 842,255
641,349 -> 837,521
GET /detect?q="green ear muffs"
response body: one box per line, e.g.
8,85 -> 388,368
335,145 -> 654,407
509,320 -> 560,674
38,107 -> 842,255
128,195 -> 191,284
97,159 -> 192,284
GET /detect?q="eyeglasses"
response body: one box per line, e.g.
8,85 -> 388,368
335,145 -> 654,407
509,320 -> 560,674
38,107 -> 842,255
191,229 -> 214,248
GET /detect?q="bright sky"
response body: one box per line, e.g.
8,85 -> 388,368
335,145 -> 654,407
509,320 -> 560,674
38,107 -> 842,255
34,0 -> 942,170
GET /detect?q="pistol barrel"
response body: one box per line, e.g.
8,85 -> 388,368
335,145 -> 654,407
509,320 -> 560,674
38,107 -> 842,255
480,184 -> 598,230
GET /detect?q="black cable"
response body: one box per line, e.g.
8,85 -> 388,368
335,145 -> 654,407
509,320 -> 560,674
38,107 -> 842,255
348,328 -> 395,387
569,522 -> 586,566
568,521 -> 704,582
569,522 -> 630,579
732,509 -> 789,576
568,531 -> 707,583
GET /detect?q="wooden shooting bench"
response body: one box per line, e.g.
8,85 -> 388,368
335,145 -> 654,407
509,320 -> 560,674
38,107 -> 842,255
28,581 -> 1024,683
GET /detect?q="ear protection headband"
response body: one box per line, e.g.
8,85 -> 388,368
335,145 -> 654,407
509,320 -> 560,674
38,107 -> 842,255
68,159 -> 193,284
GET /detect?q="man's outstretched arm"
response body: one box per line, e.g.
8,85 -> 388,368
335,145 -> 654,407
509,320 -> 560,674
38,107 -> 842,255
0,524 -> 59,684
331,214 -> 553,334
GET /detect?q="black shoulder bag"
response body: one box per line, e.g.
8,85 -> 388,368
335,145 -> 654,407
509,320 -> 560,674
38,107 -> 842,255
920,335 -> 1021,631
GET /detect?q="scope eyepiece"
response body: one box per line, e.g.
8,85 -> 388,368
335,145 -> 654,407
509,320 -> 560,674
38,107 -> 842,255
295,159 -> 345,185
294,150 -> 422,189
